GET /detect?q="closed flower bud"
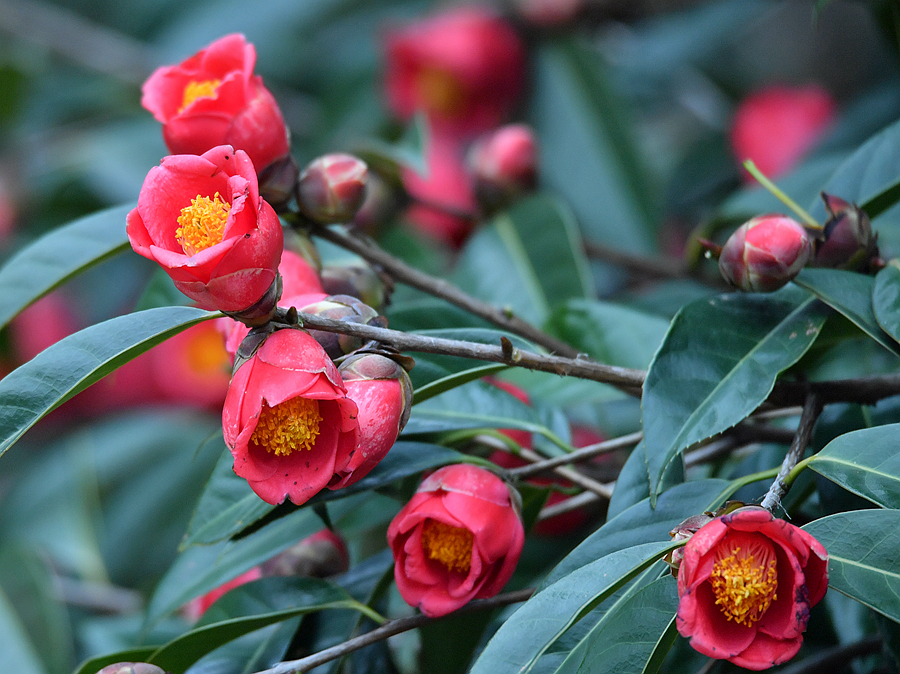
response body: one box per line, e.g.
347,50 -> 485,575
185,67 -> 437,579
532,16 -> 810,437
320,263 -> 391,313
298,154 -> 368,224
718,215 -> 812,293
329,353 -> 414,489
813,192 -> 879,271
294,295 -> 386,359
467,124 -> 538,211
94,664 -> 165,674
258,154 -> 301,212
141,34 -> 290,174
387,464 -> 525,617
261,529 -> 350,578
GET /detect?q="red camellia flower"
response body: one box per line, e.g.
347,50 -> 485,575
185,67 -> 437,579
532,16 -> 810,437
731,85 -> 836,181
387,464 -> 525,617
222,327 -> 359,505
141,33 -> 290,173
329,353 -> 413,490
384,7 -> 527,137
718,214 -> 812,293
126,145 -> 283,316
676,506 -> 828,670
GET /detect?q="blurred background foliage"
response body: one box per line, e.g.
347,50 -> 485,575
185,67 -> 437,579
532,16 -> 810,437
2,0 -> 900,673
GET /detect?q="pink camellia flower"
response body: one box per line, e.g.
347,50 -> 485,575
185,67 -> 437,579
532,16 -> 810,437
384,7 -> 526,137
731,85 -> 836,181
676,506 -> 828,670
329,353 -> 413,489
402,130 -> 476,247
297,154 -> 369,224
222,327 -> 358,505
387,464 -> 525,617
718,215 -> 812,293
467,123 -> 539,210
126,145 -> 283,318
141,33 -> 290,173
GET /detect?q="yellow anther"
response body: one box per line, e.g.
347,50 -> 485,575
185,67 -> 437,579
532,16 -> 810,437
180,78 -> 222,112
710,539 -> 779,626
250,397 -> 323,457
421,519 -> 474,573
175,192 -> 230,256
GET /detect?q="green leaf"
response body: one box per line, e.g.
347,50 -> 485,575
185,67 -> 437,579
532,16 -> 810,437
184,441 -> 469,547
0,584 -> 46,674
794,268 -> 900,356
72,649 -> 158,674
529,38 -> 657,254
452,193 -> 593,325
148,577 -> 378,674
642,287 -> 828,501
810,424 -> 900,508
553,576 -> 678,674
606,441 -> 684,520
545,299 -> 670,370
803,509 -> 900,622
469,541 -> 678,674
873,263 -> 900,346
0,307 -> 217,459
0,203 -> 131,331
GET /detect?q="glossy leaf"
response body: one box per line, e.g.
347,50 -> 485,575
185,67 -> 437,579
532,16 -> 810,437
0,203 -> 132,331
469,540 -> 678,674
553,576 -> 678,674
803,509 -> 900,621
452,193 -> 593,325
642,287 -> 828,501
0,306 -> 218,459
606,441 -> 684,520
148,577 -> 378,673
873,263 -> 900,345
794,268 -> 900,355
810,424 -> 900,508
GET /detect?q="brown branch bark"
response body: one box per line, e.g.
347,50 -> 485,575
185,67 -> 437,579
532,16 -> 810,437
760,392 -> 822,512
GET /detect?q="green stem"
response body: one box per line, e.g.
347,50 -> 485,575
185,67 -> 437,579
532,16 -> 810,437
725,467 -> 781,496
743,160 -> 821,229
785,455 -> 814,487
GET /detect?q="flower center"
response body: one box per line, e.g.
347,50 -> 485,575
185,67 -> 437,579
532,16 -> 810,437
415,67 -> 466,116
710,536 -> 778,627
175,192 -> 231,256
180,78 -> 222,112
421,519 -> 473,574
250,397 -> 323,457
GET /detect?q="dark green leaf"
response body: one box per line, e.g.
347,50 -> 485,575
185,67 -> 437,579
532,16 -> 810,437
148,577 -> 376,673
810,424 -> 900,508
0,203 -> 131,331
606,441 -> 684,520
873,263 -> 900,345
452,194 -> 593,325
803,509 -> 900,621
469,541 -> 678,674
642,287 -> 828,501
0,585 -> 46,674
0,307 -> 217,459
553,576 -> 678,674
794,268 -> 900,355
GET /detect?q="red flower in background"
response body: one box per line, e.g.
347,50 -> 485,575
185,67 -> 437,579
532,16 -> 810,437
384,7 -> 526,137
222,327 -> 358,505
676,506 -> 828,670
126,145 -> 283,315
731,85 -> 836,181
142,34 -> 290,173
387,464 -> 524,617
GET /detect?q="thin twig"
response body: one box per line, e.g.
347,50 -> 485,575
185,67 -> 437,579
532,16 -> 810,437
251,588 -> 535,674
582,240 -> 689,280
508,431 -> 642,479
516,447 -> 613,499
537,491 -> 602,520
291,310 -> 647,390
760,392 -> 823,512
772,374 -> 900,406
309,224 -> 583,358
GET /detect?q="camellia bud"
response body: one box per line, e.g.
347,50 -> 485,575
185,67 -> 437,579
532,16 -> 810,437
261,529 -> 350,578
258,154 -> 301,212
329,353 -> 414,489
813,192 -> 879,271
320,263 -> 392,313
94,664 -> 165,674
467,123 -> 538,211
718,215 -> 812,292
294,294 -> 386,359
298,153 -> 368,224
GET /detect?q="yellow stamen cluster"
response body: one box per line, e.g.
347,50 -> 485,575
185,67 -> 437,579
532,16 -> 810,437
180,78 -> 222,112
416,68 -> 466,116
421,519 -> 474,574
185,326 -> 230,375
250,397 -> 323,457
175,192 -> 231,256
710,544 -> 778,626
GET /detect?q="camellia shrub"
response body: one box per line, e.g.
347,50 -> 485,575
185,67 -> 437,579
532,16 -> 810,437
4,2 -> 900,674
